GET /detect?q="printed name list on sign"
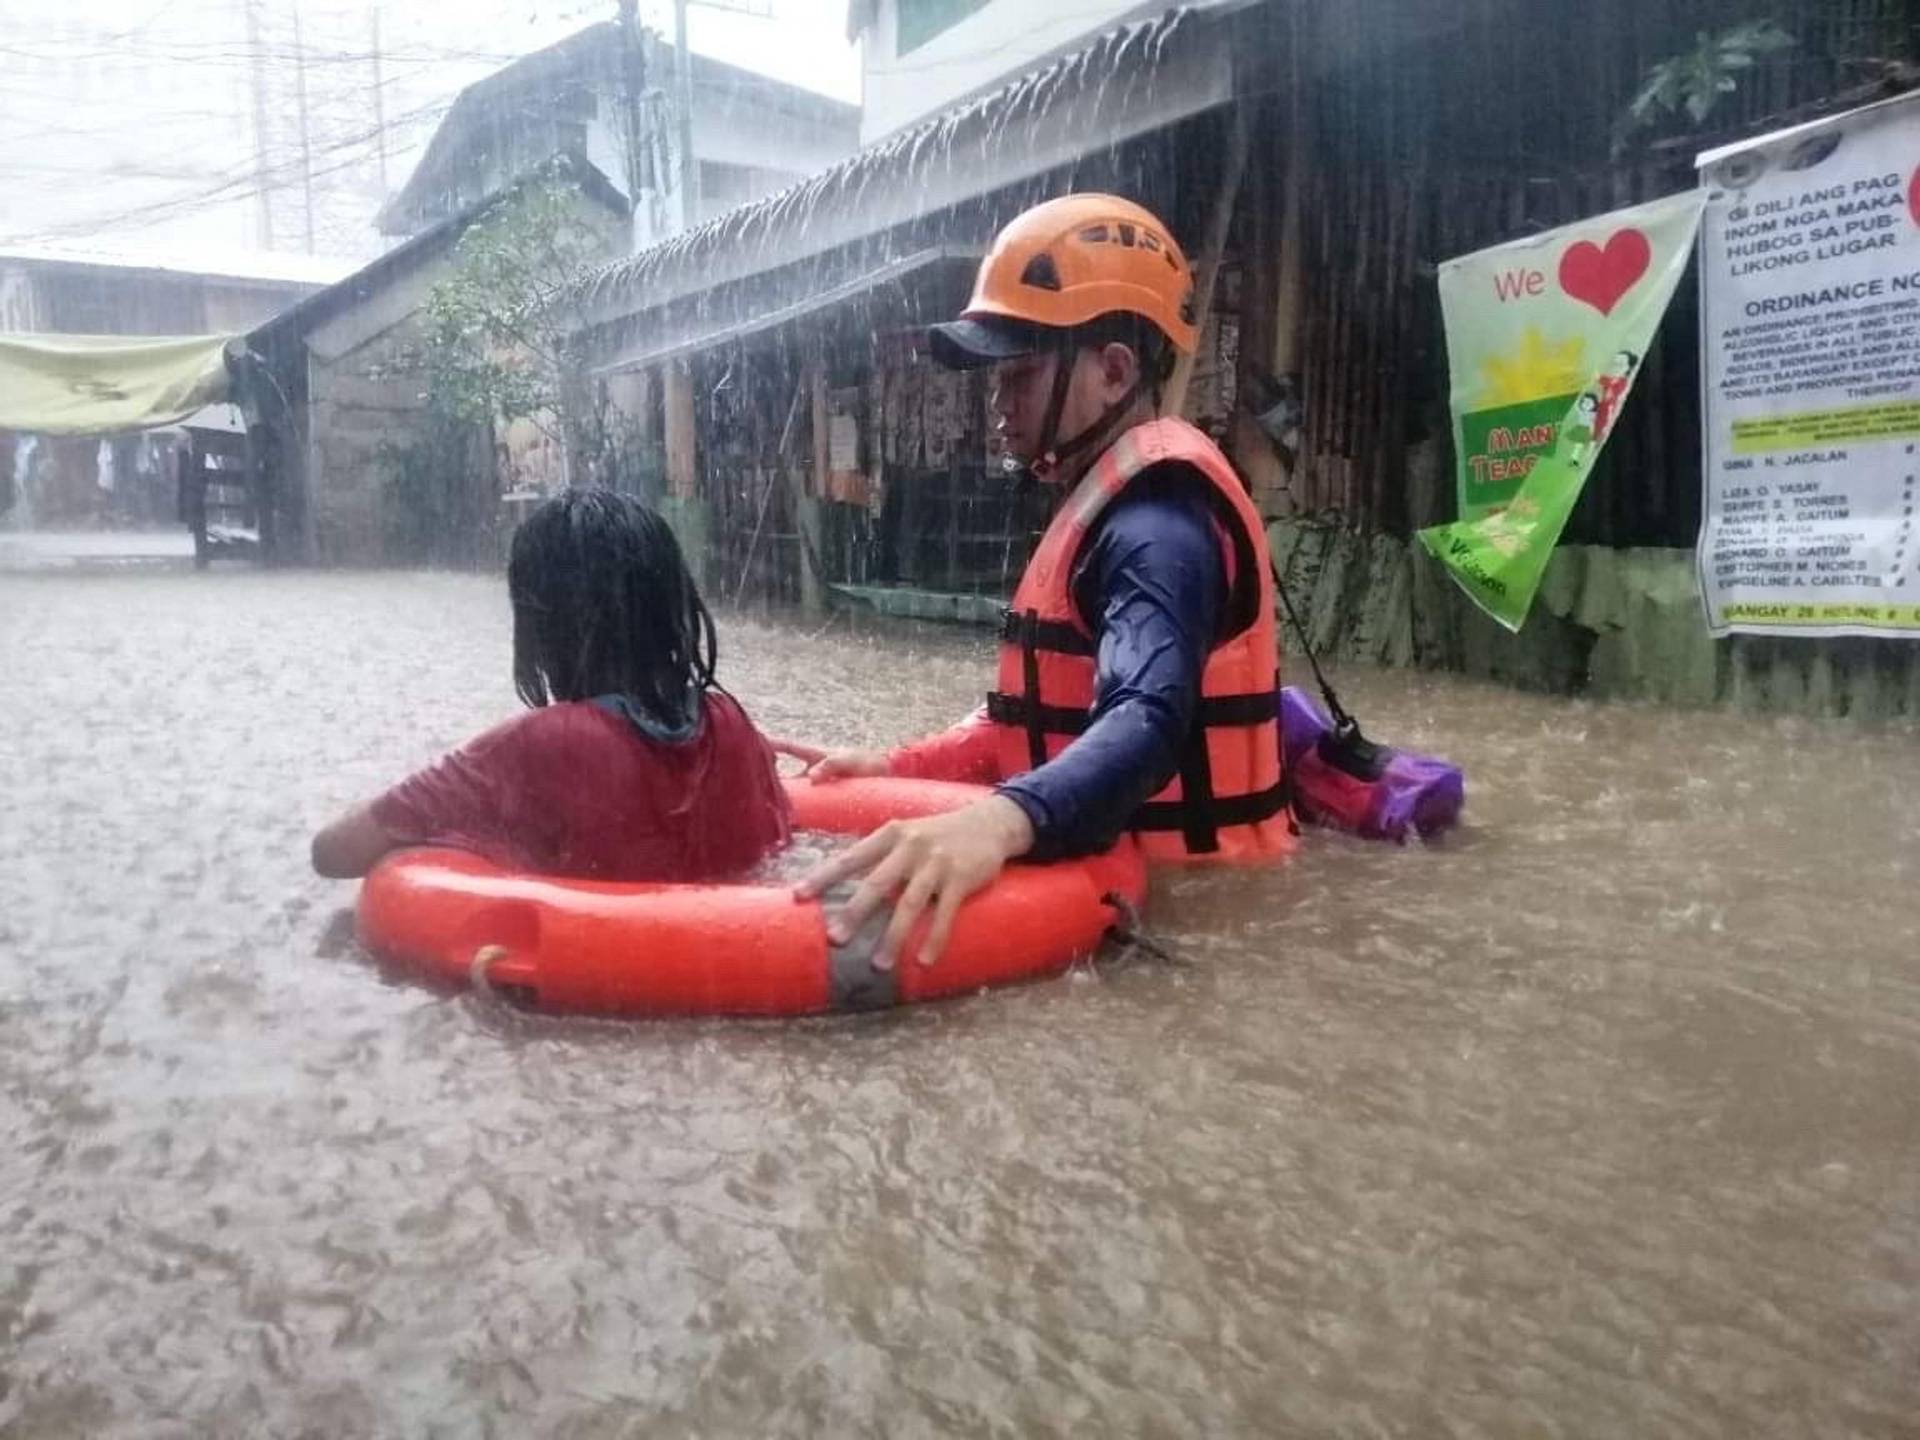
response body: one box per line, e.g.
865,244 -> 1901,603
1697,90 -> 1920,638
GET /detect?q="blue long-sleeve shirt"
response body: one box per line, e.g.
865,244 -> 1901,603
997,464 -> 1224,860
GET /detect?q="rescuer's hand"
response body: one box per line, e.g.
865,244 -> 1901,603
794,795 -> 1036,971
767,737 -> 891,779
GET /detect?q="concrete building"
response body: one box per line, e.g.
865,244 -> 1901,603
378,22 -> 860,254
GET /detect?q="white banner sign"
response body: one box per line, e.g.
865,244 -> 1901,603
1696,91 -> 1920,637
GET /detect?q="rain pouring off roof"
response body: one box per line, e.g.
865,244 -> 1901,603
574,7 -> 1236,327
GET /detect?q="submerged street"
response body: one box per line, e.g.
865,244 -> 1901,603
3,566 -> 1916,1436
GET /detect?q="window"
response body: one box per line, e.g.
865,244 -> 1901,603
896,0 -> 990,56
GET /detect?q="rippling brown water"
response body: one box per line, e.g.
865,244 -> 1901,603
3,567 -> 1918,1437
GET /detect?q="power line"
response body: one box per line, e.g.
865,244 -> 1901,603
246,0 -> 276,249
0,37 -> 530,68
0,88 -> 461,245
0,1 -> 842,248
370,5 -> 390,196
0,6 -> 491,247
0,55 -> 607,248
0,68 -> 449,179
291,0 -> 318,252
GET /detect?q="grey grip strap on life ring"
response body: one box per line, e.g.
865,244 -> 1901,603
822,884 -> 900,1012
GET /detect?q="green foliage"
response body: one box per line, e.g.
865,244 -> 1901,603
1616,21 -> 1796,151
377,177 -> 613,563
376,417 -> 490,566
411,179 -> 606,432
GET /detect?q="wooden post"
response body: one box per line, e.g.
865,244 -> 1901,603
1164,105 -> 1250,419
180,443 -> 209,569
733,378 -> 806,603
663,360 -> 696,500
809,356 -> 830,502
658,359 -> 713,587
783,352 -> 827,613
945,450 -> 961,591
1270,62 -> 1308,381
1234,29 -> 1309,515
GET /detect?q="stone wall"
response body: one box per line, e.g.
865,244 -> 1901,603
1271,519 -> 1920,719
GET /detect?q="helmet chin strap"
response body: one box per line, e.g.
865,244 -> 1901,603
1019,340 -> 1143,485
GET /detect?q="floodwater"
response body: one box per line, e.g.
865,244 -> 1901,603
3,565 -> 1918,1439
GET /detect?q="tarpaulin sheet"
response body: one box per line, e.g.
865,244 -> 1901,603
0,332 -> 233,435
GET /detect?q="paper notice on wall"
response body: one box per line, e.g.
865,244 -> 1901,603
1696,91 -> 1920,638
828,413 -> 860,473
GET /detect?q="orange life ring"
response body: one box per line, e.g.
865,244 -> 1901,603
353,776 -> 1148,1017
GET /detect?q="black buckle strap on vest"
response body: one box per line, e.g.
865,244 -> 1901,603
997,606 -> 1096,657
986,691 -> 1091,737
1174,725 -> 1220,854
993,591 -> 1286,848
1015,608 -> 1048,770
986,688 -> 1278,741
1131,778 -> 1292,835
1193,690 -> 1282,728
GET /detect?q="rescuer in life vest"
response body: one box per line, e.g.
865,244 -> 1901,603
773,194 -> 1295,970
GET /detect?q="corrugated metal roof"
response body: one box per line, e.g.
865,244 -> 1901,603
597,245 -> 979,372
0,243 -> 353,289
381,21 -> 860,237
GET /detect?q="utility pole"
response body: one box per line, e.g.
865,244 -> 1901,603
615,0 -> 651,210
291,0 -> 316,253
660,0 -> 768,233
369,5 -> 390,198
673,0 -> 698,231
243,0 -> 274,248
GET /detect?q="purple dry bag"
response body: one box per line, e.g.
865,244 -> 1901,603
1279,687 -> 1464,843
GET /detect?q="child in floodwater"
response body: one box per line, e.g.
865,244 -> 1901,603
311,490 -> 790,881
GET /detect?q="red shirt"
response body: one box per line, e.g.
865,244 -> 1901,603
371,691 -> 790,881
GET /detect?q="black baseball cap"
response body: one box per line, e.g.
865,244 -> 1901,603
927,314 -> 1053,371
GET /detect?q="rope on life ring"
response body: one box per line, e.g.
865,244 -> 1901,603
469,944 -> 510,997
1100,891 -> 1184,968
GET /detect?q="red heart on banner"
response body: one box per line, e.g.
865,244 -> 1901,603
1558,228 -> 1652,316
1909,163 -> 1920,228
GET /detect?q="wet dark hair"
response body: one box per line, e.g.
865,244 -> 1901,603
507,489 -> 717,727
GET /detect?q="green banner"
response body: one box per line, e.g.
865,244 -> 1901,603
1419,191 -> 1704,630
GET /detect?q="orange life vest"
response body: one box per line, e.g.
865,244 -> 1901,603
987,417 -> 1295,863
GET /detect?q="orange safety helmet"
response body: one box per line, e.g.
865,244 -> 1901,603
930,194 -> 1197,370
